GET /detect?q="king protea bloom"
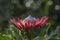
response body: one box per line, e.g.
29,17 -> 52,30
11,16 -> 48,30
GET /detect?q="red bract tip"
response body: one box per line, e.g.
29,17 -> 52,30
16,22 -> 22,30
11,18 -> 22,30
25,20 -> 30,31
11,18 -> 17,25
33,20 -> 37,28
18,18 -> 22,26
38,16 -> 48,26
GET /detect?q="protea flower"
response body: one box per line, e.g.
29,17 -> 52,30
11,15 -> 48,31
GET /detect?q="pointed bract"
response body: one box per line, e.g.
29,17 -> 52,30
25,20 -> 31,31
18,18 -> 22,26
38,16 -> 48,26
11,18 -> 22,30
33,20 -> 37,28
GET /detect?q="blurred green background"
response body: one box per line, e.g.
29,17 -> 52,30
0,0 -> 60,38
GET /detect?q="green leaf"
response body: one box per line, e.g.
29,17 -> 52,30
33,36 -> 45,40
49,33 -> 60,40
8,30 -> 12,35
45,22 -> 51,33
0,34 -> 12,40
12,26 -> 19,35
39,36 -> 45,40
28,26 -> 40,39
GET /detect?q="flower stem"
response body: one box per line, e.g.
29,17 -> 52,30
26,31 -> 31,40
